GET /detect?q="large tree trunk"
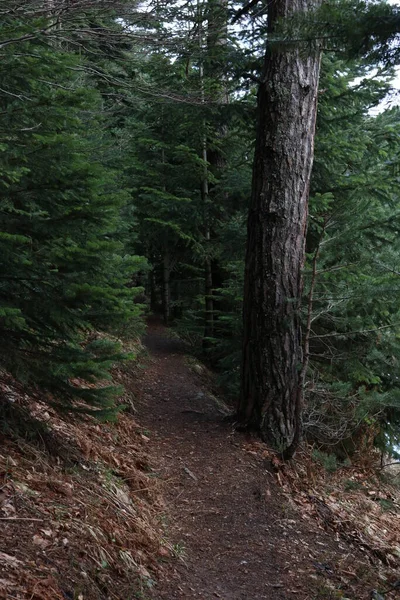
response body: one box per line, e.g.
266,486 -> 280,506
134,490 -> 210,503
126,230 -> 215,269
238,0 -> 321,459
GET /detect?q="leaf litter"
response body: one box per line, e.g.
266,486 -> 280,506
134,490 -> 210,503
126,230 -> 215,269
134,319 -> 400,600
1,321 -> 400,599
0,346 -> 166,599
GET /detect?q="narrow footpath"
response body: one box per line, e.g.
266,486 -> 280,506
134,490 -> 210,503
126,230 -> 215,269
136,320 -> 375,600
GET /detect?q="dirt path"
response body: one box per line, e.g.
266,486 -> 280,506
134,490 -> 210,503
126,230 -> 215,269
136,320 -> 371,600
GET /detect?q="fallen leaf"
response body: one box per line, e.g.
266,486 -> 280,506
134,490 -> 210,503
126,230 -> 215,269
0,552 -> 21,567
40,529 -> 53,537
33,535 -> 51,549
137,565 -> 151,578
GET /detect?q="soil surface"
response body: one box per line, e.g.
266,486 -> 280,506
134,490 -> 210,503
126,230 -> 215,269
136,319 -> 381,600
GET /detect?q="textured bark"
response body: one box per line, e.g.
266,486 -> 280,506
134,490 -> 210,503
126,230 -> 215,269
238,0 -> 321,458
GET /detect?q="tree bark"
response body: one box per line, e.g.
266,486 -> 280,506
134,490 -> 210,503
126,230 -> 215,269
162,249 -> 171,326
238,0 -> 321,459
149,269 -> 158,313
202,0 -> 229,348
198,2 -> 214,347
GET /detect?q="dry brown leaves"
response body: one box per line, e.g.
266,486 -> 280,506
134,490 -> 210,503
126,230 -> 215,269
242,439 -> 400,594
0,362 -> 167,600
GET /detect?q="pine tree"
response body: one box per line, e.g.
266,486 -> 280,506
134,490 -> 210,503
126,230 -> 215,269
238,0 -> 322,458
0,15 -> 145,416
303,56 -> 400,455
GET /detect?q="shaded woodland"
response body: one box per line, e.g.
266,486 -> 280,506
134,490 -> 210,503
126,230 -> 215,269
3,2 -> 400,599
2,0 -> 400,462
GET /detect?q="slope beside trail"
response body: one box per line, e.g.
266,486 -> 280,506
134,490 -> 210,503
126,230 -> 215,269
135,320 -> 388,600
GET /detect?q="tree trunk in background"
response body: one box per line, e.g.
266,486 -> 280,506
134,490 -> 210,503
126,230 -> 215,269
204,254 -> 214,341
201,129 -> 213,343
202,0 -> 228,348
150,270 -> 158,313
163,249 -> 171,326
238,0 -> 321,459
198,3 -> 214,348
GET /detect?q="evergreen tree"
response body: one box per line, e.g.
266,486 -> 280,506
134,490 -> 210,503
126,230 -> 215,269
304,56 -> 400,455
0,14 -> 145,415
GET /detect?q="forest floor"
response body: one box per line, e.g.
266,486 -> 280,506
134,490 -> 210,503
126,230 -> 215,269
136,318 -> 400,600
0,318 -> 399,599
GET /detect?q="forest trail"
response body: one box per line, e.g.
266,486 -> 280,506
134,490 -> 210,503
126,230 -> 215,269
136,319 -> 367,600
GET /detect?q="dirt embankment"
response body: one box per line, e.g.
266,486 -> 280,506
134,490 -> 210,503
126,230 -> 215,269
0,352 -> 165,599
